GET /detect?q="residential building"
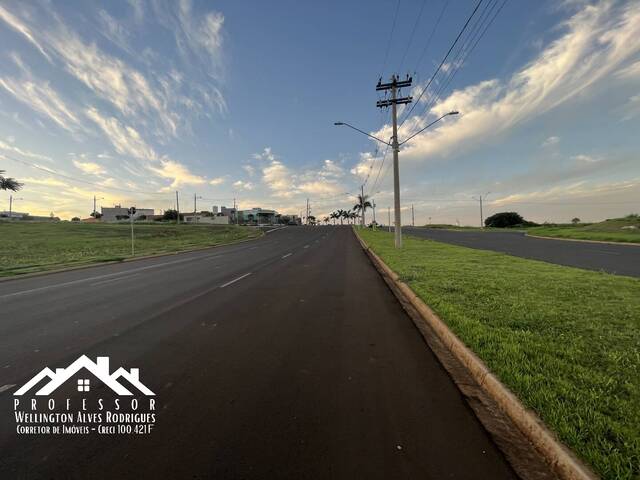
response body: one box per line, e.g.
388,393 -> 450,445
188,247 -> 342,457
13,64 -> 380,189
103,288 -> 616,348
238,208 -> 277,224
183,214 -> 230,224
101,205 -> 155,222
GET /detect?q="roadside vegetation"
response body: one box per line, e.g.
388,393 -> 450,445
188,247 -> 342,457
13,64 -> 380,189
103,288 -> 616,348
357,228 -> 640,480
0,222 -> 262,277
527,214 -> 640,243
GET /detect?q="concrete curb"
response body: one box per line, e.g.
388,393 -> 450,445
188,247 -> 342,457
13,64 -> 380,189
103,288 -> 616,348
525,233 -> 640,246
353,228 -> 598,480
0,232 -> 264,283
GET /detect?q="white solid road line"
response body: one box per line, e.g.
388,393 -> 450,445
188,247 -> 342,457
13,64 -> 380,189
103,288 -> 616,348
266,226 -> 286,234
0,384 -> 16,393
90,273 -> 140,287
220,272 -> 252,288
281,253 -> 292,259
303,245 -> 310,249
0,255 -> 202,300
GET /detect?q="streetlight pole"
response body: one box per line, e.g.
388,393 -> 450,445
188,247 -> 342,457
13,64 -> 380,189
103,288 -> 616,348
176,191 -> 180,224
334,79 -> 458,248
9,195 -> 22,219
372,200 -> 376,230
473,192 -> 491,228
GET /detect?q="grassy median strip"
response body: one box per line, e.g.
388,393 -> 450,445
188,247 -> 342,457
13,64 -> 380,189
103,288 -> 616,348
527,215 -> 640,244
0,222 -> 262,277
358,228 -> 640,480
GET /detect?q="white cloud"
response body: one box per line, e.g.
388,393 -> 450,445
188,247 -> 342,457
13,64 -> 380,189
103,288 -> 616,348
0,77 -> 80,132
0,5 -> 51,62
541,136 -> 560,147
233,180 -> 254,191
370,1 -> 640,165
242,165 -> 255,176
572,154 -> 598,163
0,140 -> 51,161
209,177 -> 226,185
148,159 -> 206,189
72,160 -> 107,175
262,160 -> 293,197
85,107 -> 157,161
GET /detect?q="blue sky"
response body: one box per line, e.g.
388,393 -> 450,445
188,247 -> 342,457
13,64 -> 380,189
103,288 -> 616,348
0,0 -> 638,224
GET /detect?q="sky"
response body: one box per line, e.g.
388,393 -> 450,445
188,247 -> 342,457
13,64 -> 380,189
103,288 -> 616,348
0,0 -> 638,225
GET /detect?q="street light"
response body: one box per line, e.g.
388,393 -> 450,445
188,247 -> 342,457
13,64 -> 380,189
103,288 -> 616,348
333,122 -> 391,146
334,110 -> 459,248
8,195 -> 23,219
398,111 -> 458,145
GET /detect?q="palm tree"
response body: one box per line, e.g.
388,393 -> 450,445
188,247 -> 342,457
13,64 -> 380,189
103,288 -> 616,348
337,209 -> 348,225
353,194 -> 373,226
349,211 -> 358,224
323,216 -> 330,225
0,170 -> 23,191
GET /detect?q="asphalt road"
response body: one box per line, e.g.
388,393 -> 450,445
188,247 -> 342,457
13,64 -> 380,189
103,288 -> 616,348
0,227 -> 517,479
404,227 -> 640,277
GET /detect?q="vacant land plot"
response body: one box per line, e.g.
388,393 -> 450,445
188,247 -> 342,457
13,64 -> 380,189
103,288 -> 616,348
528,216 -> 640,243
358,228 -> 640,480
0,222 -> 262,276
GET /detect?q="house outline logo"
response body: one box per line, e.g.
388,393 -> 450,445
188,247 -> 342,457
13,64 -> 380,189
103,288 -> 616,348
14,355 -> 155,396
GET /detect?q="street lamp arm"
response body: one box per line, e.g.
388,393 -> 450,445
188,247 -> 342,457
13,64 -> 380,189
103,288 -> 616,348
398,111 -> 459,146
334,122 -> 391,146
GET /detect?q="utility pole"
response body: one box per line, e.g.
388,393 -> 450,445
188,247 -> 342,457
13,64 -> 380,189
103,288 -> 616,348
388,207 -> 391,233
377,75 -> 412,248
176,191 -> 180,224
360,185 -> 365,227
233,198 -> 239,225
9,195 -> 12,219
193,194 -> 202,224
412,204 -> 415,226
306,198 -> 310,225
473,192 -> 491,228
372,200 -> 376,230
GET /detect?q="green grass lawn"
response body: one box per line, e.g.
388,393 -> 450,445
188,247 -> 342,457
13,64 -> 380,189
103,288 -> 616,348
0,222 -> 262,276
357,228 -> 640,480
527,215 -> 640,243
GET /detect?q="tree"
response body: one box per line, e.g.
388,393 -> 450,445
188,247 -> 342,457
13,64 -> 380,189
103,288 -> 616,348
71,217 -> 81,222
0,170 -> 23,191
571,217 -> 580,224
323,216 -> 329,225
353,194 -> 373,226
484,211 -> 533,228
90,211 -> 103,219
308,215 -> 316,225
163,209 -> 178,221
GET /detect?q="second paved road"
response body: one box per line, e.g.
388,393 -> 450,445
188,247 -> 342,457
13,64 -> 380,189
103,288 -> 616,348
0,227 -> 516,479
404,227 -> 640,277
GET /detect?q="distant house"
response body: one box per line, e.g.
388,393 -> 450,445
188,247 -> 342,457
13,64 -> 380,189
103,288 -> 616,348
0,211 -> 59,222
183,214 -> 230,224
101,205 -> 155,222
238,208 -> 277,224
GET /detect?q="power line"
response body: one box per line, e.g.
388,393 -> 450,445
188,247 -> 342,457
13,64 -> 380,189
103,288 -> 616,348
397,0 -> 428,72
379,0 -> 402,79
1,153 -> 172,196
411,0 -> 507,125
413,0 -> 449,72
399,0 -> 484,128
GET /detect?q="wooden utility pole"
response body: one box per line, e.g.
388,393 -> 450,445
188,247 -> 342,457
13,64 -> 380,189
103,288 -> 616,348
376,75 -> 412,248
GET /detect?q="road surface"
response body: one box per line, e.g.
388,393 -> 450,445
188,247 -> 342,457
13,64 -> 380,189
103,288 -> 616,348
404,227 -> 640,277
0,227 -> 517,479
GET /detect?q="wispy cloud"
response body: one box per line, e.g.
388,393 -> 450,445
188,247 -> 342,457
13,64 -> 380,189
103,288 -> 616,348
72,159 -> 107,175
0,76 -> 81,133
369,1 -> 640,165
0,5 -> 51,62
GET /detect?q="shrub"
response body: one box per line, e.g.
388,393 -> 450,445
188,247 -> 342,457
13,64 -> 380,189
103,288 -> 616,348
484,211 -> 534,228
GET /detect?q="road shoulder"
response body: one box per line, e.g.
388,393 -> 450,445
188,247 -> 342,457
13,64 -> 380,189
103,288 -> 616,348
352,227 -> 595,480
